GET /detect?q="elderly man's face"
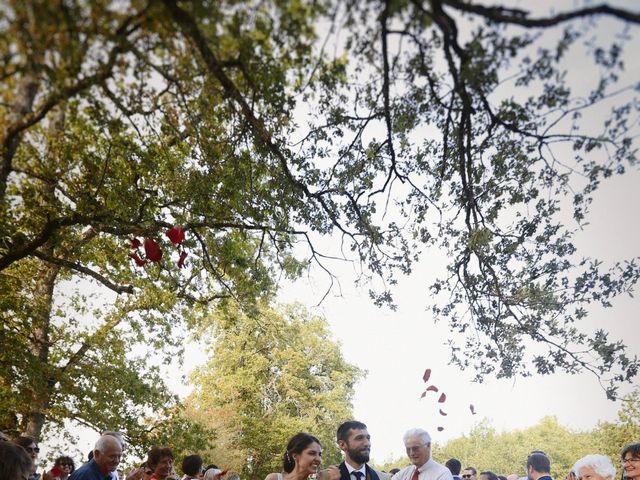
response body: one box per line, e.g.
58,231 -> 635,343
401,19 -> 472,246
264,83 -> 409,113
94,439 -> 122,473
404,436 -> 430,468
578,466 -> 609,480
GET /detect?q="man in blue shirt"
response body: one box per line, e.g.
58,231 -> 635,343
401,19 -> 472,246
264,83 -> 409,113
69,435 -> 123,480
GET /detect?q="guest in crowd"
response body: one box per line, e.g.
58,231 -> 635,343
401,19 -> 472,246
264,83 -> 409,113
622,444 -> 640,480
52,455 -> 75,480
573,455 -> 615,480
391,428 -> 452,480
479,472 -> 499,480
1,441 -> 34,480
527,453 -> 553,480
463,468 -> 477,480
181,455 -> 204,480
265,432 -> 325,480
69,434 -> 123,480
14,436 -> 41,480
446,460 -> 461,480
147,447 -> 175,480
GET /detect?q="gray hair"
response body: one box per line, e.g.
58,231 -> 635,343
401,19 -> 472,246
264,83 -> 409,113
94,434 -> 121,452
204,469 -> 223,480
573,455 -> 616,480
403,428 -> 431,445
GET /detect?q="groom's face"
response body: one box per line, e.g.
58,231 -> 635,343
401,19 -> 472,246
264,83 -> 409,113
339,428 -> 371,465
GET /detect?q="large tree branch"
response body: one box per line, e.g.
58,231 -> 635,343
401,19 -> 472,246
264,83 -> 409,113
442,1 -> 640,27
30,250 -> 134,295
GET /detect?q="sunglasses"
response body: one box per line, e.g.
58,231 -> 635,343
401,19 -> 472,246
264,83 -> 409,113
462,476 -> 473,478
25,447 -> 40,453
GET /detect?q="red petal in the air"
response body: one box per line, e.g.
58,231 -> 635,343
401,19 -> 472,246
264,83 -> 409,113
437,426 -> 444,432
438,392 -> 446,403
130,238 -> 142,249
166,225 -> 186,245
470,404 -> 476,414
128,253 -> 146,267
426,385 -> 439,393
178,251 -> 188,268
439,409 -> 447,416
144,238 -> 163,262
422,368 -> 431,382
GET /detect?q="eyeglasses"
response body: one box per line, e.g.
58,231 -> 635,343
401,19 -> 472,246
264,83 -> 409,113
462,476 -> 473,479
25,447 -> 40,453
405,444 -> 427,454
623,458 -> 640,464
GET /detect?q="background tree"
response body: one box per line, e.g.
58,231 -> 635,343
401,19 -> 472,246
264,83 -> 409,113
185,302 -> 364,480
593,386 -> 640,460
293,0 -> 640,397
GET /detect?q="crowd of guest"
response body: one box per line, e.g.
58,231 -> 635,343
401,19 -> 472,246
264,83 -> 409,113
1,422 -> 638,480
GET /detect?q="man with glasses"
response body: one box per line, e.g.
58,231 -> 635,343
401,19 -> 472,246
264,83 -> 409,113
462,469 -> 477,480
69,434 -> 123,480
391,428 -> 452,480
622,443 -> 640,480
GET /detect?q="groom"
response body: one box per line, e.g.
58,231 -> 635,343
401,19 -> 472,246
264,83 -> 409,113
335,421 -> 390,480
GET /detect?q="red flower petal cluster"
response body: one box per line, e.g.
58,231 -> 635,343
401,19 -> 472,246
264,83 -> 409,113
143,238 -> 163,262
127,225 -> 188,269
166,225 -> 185,245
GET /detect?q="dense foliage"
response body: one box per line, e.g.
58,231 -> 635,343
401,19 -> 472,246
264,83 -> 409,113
186,303 -> 363,480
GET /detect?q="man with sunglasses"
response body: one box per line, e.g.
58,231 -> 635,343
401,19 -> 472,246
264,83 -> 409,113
391,428 -> 452,480
462,469 -> 477,480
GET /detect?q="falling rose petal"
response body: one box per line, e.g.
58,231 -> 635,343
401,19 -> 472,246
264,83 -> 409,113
437,426 -> 444,432
470,404 -> 476,415
426,385 -> 439,393
165,225 -> 185,245
422,368 -> 432,382
439,409 -> 447,416
130,238 -> 142,249
128,253 -> 146,267
144,238 -> 163,262
178,251 -> 188,268
420,390 -> 427,399
438,392 -> 446,403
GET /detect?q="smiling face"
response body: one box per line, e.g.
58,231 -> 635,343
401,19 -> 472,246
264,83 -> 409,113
293,441 -> 323,476
623,453 -> 640,480
577,466 -> 607,480
93,437 -> 122,473
154,456 -> 174,480
339,428 -> 371,468
404,436 -> 430,468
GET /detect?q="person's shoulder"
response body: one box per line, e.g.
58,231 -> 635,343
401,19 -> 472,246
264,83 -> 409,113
265,472 -> 281,480
374,470 -> 392,480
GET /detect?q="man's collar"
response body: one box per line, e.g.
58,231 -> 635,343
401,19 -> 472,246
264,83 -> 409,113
345,461 -> 366,474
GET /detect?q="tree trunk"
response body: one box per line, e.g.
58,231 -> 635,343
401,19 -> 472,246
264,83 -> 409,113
21,106 -> 65,441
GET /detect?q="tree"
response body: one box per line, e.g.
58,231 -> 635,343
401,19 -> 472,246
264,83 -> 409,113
433,417 -> 594,477
593,386 -> 640,460
291,0 -> 640,396
185,302 -> 364,480
0,0 -> 325,441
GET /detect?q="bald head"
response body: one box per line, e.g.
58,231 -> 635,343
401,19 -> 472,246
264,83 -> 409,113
94,435 -> 122,472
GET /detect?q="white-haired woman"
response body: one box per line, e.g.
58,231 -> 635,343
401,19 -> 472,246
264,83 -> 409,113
573,455 -> 616,480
